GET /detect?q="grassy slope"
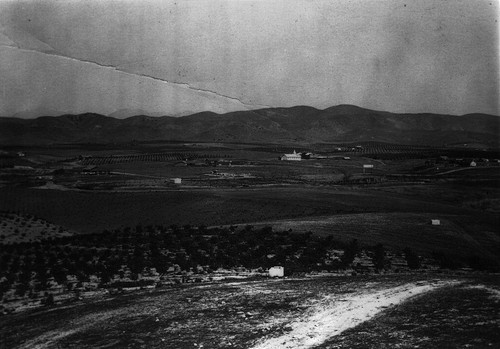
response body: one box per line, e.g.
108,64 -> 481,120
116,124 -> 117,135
0,186 -> 498,258
318,277 -> 500,348
0,187 -> 490,228
246,212 -> 500,261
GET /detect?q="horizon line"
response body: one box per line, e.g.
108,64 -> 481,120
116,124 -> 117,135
2,104 -> 499,120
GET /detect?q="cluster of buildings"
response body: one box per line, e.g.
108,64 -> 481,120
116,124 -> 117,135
433,156 -> 500,168
280,150 -> 353,161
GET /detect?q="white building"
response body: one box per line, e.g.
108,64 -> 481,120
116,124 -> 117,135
280,150 -> 301,161
269,266 -> 284,277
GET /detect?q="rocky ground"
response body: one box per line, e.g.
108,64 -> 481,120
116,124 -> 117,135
1,274 -> 498,349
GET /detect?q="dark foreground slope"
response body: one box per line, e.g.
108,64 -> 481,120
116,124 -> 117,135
1,105 -> 498,146
1,275 -> 498,349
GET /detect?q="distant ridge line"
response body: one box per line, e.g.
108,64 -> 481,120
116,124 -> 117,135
0,105 -> 498,147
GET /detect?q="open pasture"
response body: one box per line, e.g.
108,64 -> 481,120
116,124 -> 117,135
372,181 -> 500,213
244,212 -> 500,261
0,185 -> 497,240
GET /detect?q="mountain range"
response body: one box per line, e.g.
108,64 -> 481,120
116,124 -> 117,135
0,105 -> 498,147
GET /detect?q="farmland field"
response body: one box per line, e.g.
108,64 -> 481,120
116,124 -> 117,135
0,185 -> 496,235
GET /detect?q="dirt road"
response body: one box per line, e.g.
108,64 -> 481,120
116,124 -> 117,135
250,280 -> 459,349
9,278 -> 464,349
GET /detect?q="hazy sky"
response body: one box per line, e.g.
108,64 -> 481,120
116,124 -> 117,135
0,0 -> 498,117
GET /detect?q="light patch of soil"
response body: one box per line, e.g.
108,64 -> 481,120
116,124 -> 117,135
17,308 -> 125,349
250,280 -> 460,349
466,284 -> 500,300
35,182 -> 70,191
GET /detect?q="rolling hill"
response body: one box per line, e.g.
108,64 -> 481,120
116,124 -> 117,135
0,105 -> 498,146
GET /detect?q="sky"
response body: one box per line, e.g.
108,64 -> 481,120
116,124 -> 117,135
0,0 -> 498,118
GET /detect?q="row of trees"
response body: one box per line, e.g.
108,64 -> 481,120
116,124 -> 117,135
0,226 -> 357,299
79,153 -> 230,165
1,223 -> 495,303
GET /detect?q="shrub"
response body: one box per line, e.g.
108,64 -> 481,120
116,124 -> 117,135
403,247 -> 421,269
341,239 -> 360,266
432,251 -> 462,270
42,293 -> 54,306
372,244 -> 387,271
467,254 -> 498,272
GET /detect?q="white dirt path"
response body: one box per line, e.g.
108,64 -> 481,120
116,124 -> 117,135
18,308 -> 127,349
250,280 -> 460,349
466,284 -> 500,300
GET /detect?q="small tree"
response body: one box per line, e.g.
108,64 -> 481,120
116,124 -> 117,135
372,244 -> 388,271
432,251 -> 461,270
341,239 -> 360,267
403,247 -> 421,269
99,269 -> 111,286
15,282 -> 29,297
42,292 -> 54,306
52,264 -> 68,285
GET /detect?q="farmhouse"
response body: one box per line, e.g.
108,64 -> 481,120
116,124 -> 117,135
280,150 -> 301,161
